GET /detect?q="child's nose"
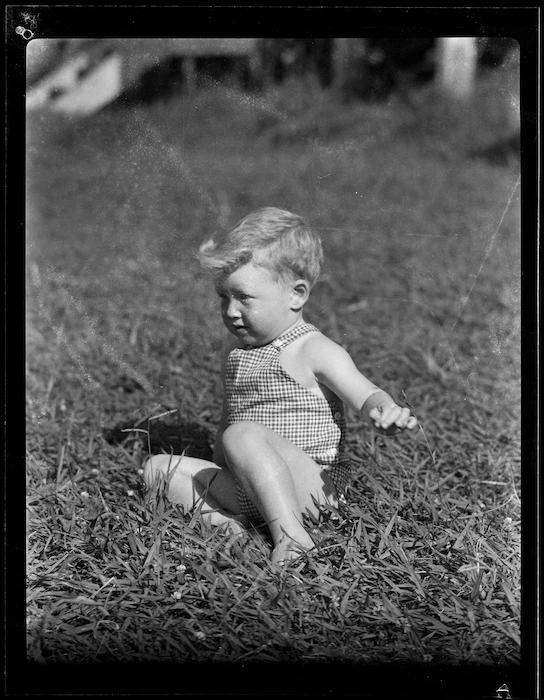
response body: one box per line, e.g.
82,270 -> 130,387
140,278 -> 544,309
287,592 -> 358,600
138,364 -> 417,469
225,298 -> 241,318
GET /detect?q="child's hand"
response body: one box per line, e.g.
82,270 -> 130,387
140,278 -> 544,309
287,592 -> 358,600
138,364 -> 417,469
364,391 -> 418,435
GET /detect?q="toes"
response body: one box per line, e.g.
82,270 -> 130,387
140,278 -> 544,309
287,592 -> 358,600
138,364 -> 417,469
270,536 -> 314,565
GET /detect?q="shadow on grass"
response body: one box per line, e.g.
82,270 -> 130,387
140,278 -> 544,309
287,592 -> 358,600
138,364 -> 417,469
103,413 -> 214,460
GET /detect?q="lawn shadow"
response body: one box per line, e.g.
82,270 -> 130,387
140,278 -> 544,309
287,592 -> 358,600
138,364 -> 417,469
103,413 -> 214,460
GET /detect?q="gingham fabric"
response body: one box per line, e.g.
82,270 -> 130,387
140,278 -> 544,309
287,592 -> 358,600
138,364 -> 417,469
224,322 -> 352,521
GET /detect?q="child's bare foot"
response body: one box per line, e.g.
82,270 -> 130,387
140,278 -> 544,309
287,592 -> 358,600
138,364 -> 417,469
271,533 -> 314,565
202,510 -> 250,537
220,514 -> 250,537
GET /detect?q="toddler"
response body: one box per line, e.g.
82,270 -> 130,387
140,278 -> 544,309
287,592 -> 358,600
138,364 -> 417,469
144,207 -> 417,563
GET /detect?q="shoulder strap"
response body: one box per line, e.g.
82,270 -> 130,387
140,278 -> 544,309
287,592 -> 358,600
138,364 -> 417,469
270,323 -> 319,350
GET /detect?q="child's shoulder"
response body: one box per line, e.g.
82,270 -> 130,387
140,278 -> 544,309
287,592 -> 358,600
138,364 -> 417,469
302,328 -> 343,354
300,327 -> 357,371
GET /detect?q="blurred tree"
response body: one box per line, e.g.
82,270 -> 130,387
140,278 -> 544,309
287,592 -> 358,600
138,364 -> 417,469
477,37 -> 519,70
356,38 -> 435,100
331,38 -> 367,97
258,38 -> 333,88
436,37 -> 478,100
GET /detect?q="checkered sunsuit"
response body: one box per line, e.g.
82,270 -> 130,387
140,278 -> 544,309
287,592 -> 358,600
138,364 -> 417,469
224,322 -> 352,522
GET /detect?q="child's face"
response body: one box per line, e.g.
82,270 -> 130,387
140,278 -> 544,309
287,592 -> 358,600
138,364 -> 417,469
215,262 -> 300,346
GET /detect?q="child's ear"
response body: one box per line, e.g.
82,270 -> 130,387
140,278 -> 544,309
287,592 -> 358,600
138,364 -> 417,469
291,279 -> 310,310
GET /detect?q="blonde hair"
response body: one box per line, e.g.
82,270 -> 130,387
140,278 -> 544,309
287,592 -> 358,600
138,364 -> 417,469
197,207 -> 323,288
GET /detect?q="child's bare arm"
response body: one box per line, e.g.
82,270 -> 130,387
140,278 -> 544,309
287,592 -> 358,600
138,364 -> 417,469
306,334 -> 417,435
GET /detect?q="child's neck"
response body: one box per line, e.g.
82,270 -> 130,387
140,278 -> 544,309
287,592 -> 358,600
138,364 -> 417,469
277,316 -> 305,338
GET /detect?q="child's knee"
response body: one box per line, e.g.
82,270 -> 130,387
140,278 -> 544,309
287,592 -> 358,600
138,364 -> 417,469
142,454 -> 179,488
221,421 -> 264,457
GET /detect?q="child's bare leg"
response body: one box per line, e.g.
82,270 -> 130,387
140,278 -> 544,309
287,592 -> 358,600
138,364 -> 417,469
221,422 -> 338,563
143,454 -> 248,534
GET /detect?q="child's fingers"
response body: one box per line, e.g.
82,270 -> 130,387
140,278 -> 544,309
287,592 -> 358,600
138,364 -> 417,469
375,404 -> 402,429
368,407 -> 381,417
373,405 -> 417,431
392,407 -> 413,429
368,407 -> 382,424
406,416 -> 419,430
394,407 -> 415,429
393,409 -> 419,431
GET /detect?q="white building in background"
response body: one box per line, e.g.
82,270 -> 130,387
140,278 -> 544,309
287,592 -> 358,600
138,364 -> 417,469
26,44 -> 123,115
26,38 -> 261,116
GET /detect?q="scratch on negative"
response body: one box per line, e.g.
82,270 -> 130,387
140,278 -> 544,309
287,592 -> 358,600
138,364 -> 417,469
451,174 -> 520,332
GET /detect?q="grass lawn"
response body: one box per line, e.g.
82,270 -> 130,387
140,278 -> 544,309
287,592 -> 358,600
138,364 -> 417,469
24,66 -> 523,694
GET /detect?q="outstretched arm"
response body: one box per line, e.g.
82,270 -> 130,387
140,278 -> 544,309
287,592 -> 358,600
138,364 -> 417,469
306,333 -> 417,436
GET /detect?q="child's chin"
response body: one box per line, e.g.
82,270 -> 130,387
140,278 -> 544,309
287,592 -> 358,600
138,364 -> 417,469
230,327 -> 254,342
230,326 -> 248,337
235,329 -> 265,346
